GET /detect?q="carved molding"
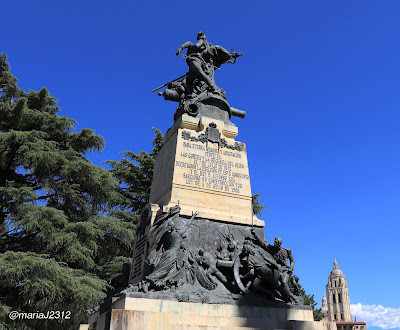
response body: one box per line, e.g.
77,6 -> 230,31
181,123 -> 244,151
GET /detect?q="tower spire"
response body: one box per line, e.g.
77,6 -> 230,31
326,258 -> 352,322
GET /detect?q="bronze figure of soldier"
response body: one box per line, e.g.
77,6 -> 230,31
246,229 -> 300,304
176,32 -> 218,97
175,32 -> 242,99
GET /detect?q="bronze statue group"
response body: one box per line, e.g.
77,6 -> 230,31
124,205 -> 303,306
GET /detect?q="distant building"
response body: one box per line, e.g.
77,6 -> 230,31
322,259 -> 367,330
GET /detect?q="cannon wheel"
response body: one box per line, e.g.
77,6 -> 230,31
233,256 -> 249,295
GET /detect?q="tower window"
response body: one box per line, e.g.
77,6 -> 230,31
341,313 -> 343,320
334,313 -> 337,320
333,295 -> 336,303
338,293 -> 342,303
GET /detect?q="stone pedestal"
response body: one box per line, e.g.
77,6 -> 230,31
88,296 -> 336,330
149,114 -> 264,227
83,114 -> 337,330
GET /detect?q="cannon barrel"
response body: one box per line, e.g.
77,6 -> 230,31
230,107 -> 246,119
159,89 -> 181,102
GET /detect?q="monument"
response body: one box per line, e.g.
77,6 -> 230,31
84,33 -> 336,330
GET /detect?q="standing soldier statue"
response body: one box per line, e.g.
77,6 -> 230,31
153,32 -> 245,122
175,31 -> 239,98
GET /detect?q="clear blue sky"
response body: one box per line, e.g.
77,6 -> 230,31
2,1 -> 399,328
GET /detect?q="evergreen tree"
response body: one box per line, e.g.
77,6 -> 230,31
252,193 -> 268,216
0,53 -> 135,329
105,127 -> 164,213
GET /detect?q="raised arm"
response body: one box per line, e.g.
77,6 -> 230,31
250,228 -> 268,250
179,210 -> 199,235
176,41 -> 193,56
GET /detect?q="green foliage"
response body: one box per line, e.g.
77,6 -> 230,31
0,53 -> 135,329
313,308 -> 324,321
106,127 -> 164,214
251,193 -> 268,216
0,53 -> 19,101
0,252 -> 106,330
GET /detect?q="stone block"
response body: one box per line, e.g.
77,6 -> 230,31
150,115 -> 264,227
93,297 -> 337,330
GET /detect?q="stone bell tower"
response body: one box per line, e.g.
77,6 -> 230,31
326,259 -> 352,322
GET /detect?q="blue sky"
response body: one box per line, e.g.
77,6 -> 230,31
2,1 -> 400,328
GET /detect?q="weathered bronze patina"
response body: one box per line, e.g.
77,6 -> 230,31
153,32 -> 245,124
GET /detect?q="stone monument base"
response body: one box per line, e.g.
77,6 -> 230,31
85,296 -> 337,330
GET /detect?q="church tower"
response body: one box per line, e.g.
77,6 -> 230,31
326,259 -> 352,322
